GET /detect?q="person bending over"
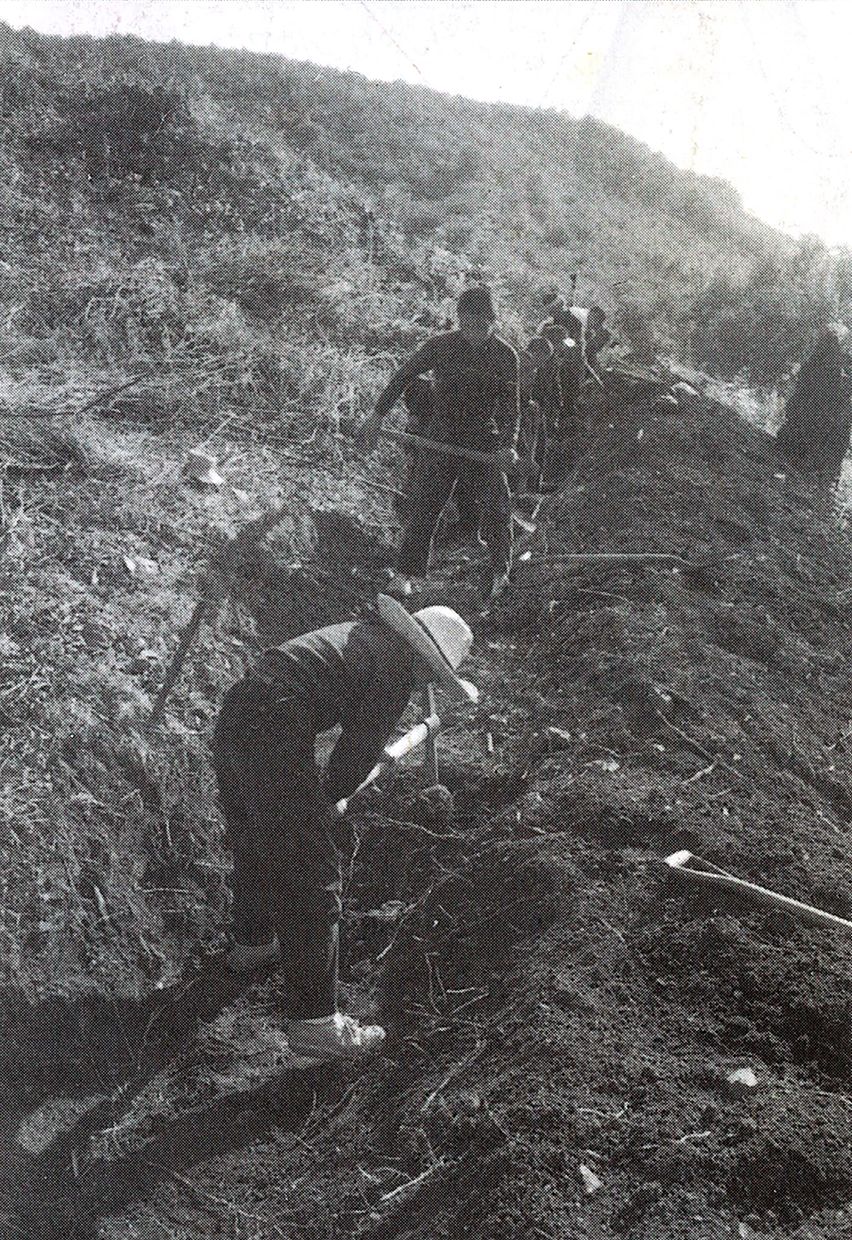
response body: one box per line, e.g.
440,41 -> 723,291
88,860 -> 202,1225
211,596 -> 478,1060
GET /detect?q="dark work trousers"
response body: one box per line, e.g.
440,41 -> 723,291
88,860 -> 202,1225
396,422 -> 512,577
212,680 -> 345,1019
398,452 -> 483,541
539,402 -> 581,490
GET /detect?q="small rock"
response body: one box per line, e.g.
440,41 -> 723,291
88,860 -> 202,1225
123,555 -> 158,577
546,725 -> 572,746
579,1163 -> 603,1194
183,448 -> 224,488
419,784 -> 455,824
724,1067 -> 759,1096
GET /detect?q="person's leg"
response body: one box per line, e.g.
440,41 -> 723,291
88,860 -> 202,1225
480,465 -> 513,582
264,795 -> 345,1019
212,684 -> 278,956
396,458 -> 458,577
452,471 -> 483,541
227,836 -> 277,948
258,759 -> 386,1057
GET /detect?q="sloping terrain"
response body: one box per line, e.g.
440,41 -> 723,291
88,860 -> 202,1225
0,17 -> 824,379
1,382 -> 851,1240
0,18 -> 850,1240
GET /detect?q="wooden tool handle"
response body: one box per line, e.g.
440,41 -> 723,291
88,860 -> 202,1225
335,713 -> 441,815
150,600 -> 209,724
379,427 -> 503,465
664,851 -> 852,934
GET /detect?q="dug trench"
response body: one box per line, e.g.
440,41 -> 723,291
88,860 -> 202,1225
2,389 -> 852,1239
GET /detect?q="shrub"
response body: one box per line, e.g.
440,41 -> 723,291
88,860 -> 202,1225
614,300 -> 658,363
51,82 -> 196,184
688,241 -> 837,383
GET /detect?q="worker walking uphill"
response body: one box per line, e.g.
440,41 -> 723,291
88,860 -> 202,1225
211,597 -> 478,1061
357,286 -> 521,601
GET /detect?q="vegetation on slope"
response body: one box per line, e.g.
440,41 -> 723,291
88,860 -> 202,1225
1,19 -> 850,385
0,21 -> 851,1240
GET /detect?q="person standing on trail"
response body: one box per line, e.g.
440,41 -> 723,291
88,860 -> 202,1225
775,324 -> 852,483
211,595 -> 478,1061
572,305 -> 611,374
356,285 -> 521,601
536,319 -> 584,490
517,334 -> 553,487
541,298 -> 610,377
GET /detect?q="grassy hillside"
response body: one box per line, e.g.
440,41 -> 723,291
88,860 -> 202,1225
1,21 -> 851,1240
0,18 -> 846,389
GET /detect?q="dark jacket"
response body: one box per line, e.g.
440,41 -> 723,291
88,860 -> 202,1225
776,328 -> 852,470
374,330 -> 521,448
242,620 -> 416,803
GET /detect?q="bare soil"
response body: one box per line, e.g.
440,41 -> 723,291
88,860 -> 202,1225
1,388 -> 851,1239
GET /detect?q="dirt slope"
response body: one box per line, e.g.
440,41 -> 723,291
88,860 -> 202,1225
1,386 -> 851,1240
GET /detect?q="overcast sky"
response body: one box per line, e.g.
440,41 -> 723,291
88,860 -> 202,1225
2,1 -> 851,246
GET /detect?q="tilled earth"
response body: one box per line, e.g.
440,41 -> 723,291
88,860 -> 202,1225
1,390 -> 851,1239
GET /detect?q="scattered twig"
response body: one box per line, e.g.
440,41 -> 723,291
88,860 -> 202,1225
577,1105 -> 628,1120
529,551 -> 693,569
596,917 -> 626,945
361,812 -> 462,842
655,712 -> 744,780
380,1157 -> 449,1203
421,1040 -> 485,1113
448,989 -> 489,1016
575,588 -> 632,604
300,1079 -> 361,1140
166,1168 -> 297,1235
350,474 -> 406,498
75,373 -> 148,415
1,460 -> 68,475
683,759 -> 718,784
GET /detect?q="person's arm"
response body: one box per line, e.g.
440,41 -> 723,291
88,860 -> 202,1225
323,683 -> 414,805
495,344 -> 521,457
356,338 -> 441,450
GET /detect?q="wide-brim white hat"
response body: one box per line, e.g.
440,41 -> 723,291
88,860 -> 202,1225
376,594 -> 479,704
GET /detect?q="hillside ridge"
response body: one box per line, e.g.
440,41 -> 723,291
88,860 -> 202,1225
0,18 -> 850,1240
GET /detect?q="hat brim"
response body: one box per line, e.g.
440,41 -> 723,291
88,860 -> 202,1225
376,594 -> 479,704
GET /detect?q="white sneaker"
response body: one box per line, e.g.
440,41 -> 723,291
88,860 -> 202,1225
286,1012 -> 386,1060
224,936 -> 280,973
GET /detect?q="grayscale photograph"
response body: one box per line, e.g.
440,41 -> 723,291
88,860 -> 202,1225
0,2 -> 849,1237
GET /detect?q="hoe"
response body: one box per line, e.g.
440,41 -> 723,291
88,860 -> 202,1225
664,850 -> 852,934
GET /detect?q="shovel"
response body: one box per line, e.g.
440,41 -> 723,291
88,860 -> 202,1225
663,850 -> 852,935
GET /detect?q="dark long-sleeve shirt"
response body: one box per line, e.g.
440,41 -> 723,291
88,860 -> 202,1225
248,620 -> 416,803
374,330 -> 521,448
